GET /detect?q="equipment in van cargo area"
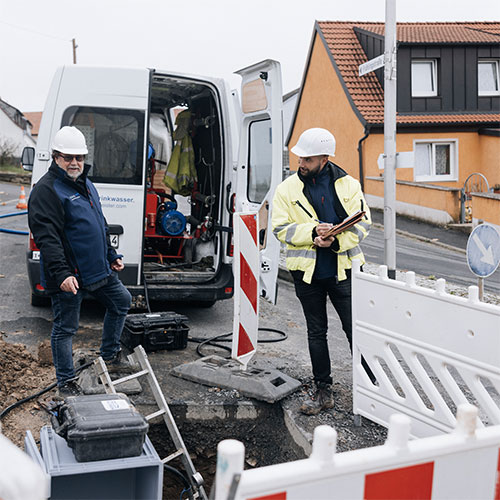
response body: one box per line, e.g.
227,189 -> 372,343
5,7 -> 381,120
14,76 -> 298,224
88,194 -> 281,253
121,312 -> 189,352
51,394 -> 149,462
142,79 -> 224,281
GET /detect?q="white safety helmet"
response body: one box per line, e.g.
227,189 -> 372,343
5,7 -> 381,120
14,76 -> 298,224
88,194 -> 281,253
51,126 -> 88,155
290,128 -> 336,157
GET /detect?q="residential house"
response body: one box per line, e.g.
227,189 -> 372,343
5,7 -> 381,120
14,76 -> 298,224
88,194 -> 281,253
288,22 -> 500,226
0,97 -> 36,159
24,112 -> 42,141
282,88 -> 299,175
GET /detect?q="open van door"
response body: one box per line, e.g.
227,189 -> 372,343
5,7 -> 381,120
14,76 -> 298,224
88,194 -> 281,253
234,60 -> 283,304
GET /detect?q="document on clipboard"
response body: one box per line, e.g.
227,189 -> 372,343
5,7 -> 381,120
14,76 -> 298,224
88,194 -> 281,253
320,210 -> 366,239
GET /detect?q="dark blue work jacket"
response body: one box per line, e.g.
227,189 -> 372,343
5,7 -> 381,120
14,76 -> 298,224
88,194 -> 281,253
28,162 -> 122,292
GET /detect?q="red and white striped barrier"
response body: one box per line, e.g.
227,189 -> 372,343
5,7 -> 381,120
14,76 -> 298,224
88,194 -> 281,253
232,212 -> 260,369
214,404 -> 500,500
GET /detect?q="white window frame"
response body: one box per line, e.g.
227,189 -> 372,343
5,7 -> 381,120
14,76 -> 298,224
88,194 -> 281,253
413,139 -> 458,182
478,60 -> 500,96
411,59 -> 438,97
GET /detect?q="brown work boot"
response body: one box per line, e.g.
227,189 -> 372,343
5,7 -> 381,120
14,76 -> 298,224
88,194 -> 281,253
299,385 -> 334,415
103,350 -> 136,374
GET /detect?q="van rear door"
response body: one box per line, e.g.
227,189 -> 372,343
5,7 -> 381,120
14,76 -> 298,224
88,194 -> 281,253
52,66 -> 150,286
234,60 -> 283,304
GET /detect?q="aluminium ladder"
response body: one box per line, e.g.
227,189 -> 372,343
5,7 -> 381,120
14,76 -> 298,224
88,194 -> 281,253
94,345 -> 208,500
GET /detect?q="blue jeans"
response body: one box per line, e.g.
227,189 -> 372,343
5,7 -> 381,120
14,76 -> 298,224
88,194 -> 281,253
50,272 -> 132,385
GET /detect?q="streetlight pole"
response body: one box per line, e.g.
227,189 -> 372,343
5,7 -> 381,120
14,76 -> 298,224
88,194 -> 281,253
384,0 -> 397,279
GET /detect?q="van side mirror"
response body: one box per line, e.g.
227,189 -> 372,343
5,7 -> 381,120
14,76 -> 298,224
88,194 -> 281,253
21,147 -> 35,171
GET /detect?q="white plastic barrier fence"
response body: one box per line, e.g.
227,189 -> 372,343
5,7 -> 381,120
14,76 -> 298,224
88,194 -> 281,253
232,212 -> 259,369
214,404 -> 500,500
351,260 -> 500,438
0,432 -> 49,500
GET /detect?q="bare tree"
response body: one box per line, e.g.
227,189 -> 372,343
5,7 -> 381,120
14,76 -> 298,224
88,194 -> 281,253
0,139 -> 19,166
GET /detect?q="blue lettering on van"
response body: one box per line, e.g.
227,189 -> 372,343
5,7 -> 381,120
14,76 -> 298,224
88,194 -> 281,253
99,195 -> 134,203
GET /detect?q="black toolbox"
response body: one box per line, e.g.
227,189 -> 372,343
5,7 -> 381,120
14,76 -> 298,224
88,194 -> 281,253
121,312 -> 189,352
51,394 -> 149,462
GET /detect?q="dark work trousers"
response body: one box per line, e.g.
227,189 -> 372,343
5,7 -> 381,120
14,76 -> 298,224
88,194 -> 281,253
292,270 -> 375,387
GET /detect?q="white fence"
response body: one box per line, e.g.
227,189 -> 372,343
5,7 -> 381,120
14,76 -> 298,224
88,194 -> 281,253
352,260 -> 500,438
214,404 -> 500,500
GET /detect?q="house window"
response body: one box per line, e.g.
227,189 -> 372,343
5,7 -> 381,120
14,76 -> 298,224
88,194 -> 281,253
414,140 -> 457,182
411,60 -> 438,97
478,60 -> 500,96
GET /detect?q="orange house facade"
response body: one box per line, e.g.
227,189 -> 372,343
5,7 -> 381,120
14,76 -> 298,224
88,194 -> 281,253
288,22 -> 500,228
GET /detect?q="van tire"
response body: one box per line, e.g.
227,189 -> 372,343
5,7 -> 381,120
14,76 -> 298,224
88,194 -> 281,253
31,293 -> 50,307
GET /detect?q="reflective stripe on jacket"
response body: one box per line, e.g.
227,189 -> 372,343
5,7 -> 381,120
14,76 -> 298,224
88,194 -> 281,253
271,164 -> 371,284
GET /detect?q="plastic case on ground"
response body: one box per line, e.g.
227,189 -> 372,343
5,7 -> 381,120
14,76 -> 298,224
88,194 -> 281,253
25,426 -> 163,500
121,312 -> 189,352
52,393 -> 149,462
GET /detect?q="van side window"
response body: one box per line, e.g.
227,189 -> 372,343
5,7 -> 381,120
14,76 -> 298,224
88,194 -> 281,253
248,119 -> 272,204
62,107 -> 145,185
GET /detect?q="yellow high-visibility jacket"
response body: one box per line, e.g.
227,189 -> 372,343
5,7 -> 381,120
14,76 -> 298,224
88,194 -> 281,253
272,163 -> 371,284
164,110 -> 197,196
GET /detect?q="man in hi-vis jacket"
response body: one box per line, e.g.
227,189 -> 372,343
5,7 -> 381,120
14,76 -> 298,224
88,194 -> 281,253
272,128 -> 375,415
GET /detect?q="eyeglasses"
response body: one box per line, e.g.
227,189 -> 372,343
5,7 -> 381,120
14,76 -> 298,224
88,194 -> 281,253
58,154 -> 85,162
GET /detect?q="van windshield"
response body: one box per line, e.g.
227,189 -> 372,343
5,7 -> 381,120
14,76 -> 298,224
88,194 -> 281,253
62,106 -> 145,185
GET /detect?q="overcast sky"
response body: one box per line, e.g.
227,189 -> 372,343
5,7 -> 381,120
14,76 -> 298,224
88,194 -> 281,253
0,0 -> 498,112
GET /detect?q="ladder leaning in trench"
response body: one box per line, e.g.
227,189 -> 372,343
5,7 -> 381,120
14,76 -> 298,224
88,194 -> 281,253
94,345 -> 208,500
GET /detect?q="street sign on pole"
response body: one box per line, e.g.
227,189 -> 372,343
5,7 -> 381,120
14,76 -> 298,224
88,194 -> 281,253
383,0 -> 397,280
378,151 -> 414,170
359,54 -> 385,76
466,224 -> 500,278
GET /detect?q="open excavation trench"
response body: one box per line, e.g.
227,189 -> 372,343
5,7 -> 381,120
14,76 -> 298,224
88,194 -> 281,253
147,401 -> 308,499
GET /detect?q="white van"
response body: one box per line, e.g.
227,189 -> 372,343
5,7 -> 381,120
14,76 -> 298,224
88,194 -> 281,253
22,61 -> 283,308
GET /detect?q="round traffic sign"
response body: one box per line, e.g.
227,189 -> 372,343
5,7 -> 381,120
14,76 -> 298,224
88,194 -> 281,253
466,224 -> 500,278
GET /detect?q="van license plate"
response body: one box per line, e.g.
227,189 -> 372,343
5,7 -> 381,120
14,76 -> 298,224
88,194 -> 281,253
32,251 -> 40,260
110,235 -> 119,248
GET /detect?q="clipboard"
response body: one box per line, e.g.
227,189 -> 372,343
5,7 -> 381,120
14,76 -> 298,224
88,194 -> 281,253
320,210 -> 366,239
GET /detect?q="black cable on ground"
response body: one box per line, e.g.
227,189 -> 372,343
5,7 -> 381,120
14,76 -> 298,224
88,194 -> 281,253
0,360 -> 94,420
189,328 -> 288,358
163,464 -> 194,500
140,271 -> 152,314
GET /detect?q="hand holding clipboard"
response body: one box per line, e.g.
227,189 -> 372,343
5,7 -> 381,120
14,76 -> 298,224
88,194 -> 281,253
320,210 -> 366,240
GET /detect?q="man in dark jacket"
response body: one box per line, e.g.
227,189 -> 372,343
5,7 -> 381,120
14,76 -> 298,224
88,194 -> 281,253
28,126 -> 132,398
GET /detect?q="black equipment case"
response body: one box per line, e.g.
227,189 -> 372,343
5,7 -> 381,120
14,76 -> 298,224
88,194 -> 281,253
121,312 -> 189,352
51,394 -> 149,462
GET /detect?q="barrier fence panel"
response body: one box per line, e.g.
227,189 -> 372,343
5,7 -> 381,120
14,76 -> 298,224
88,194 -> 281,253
232,212 -> 260,369
214,405 -> 500,500
351,260 -> 500,438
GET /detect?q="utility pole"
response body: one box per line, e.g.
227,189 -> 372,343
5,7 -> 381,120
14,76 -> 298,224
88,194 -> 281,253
383,0 -> 397,279
72,38 -> 78,64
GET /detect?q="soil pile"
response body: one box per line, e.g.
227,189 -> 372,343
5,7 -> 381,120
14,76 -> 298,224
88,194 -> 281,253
0,337 -> 54,447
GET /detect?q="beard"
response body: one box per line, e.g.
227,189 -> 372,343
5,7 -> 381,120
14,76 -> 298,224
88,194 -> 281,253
66,167 -> 83,180
299,163 -> 322,177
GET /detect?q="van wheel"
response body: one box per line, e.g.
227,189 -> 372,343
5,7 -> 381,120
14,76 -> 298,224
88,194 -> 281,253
31,293 -> 50,307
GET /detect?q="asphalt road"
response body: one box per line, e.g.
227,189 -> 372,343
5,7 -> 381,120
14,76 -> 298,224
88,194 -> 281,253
361,225 -> 500,295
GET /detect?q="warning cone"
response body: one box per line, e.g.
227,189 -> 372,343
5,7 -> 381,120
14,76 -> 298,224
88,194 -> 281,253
16,186 -> 28,209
